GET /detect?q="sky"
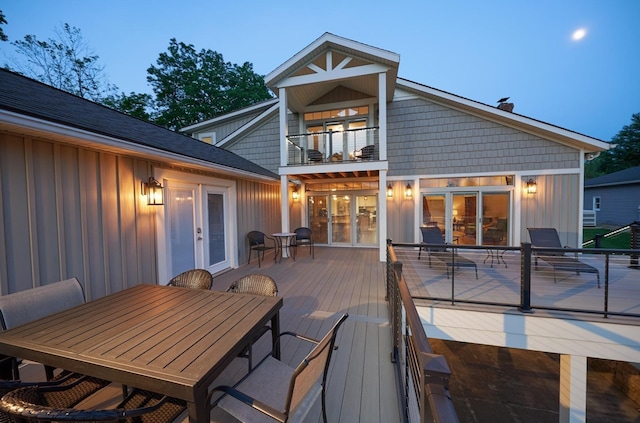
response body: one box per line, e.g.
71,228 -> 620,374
1,0 -> 639,142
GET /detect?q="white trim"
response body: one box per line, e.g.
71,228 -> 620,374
154,169 -> 238,283
395,79 -> 610,151
214,103 -> 280,148
0,111 -> 277,182
180,99 -> 279,132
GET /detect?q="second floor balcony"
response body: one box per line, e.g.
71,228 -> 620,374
286,126 -> 379,166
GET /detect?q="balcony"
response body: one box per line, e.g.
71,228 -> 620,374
286,126 -> 379,166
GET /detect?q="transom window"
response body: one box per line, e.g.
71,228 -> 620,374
304,106 -> 368,122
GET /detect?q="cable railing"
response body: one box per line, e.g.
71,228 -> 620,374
387,240 -> 460,423
286,126 -> 379,165
390,241 -> 640,319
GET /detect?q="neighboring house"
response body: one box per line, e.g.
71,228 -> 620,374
584,166 -> 640,226
0,69 -> 280,297
182,33 -> 611,261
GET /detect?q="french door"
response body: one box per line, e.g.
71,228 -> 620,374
157,172 -> 235,283
423,191 -> 510,245
308,193 -> 377,246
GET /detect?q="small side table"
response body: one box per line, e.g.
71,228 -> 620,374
272,233 -> 296,263
484,247 -> 507,268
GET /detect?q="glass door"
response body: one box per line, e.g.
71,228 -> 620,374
308,195 -> 329,244
331,195 -> 351,244
481,192 -> 510,246
452,193 -> 478,245
356,195 -> 377,245
422,194 -> 446,240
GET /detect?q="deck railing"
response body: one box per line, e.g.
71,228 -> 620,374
392,241 -> 640,319
286,126 -> 379,165
386,240 -> 460,423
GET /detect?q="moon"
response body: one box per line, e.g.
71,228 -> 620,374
572,28 -> 587,41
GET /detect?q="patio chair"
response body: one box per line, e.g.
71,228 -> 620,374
228,274 -> 279,372
167,268 -> 213,290
293,227 -> 314,259
247,231 -> 276,268
0,372 -> 111,423
0,383 -> 186,422
355,144 -> 375,160
0,278 -> 85,381
210,313 -> 349,423
418,226 -> 478,279
527,228 -> 601,288
307,149 -> 323,163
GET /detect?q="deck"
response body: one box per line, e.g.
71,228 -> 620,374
18,245 -> 639,421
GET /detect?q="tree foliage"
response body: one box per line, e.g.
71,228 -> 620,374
9,23 -> 115,102
147,38 -> 272,130
585,113 -> 640,179
0,10 -> 8,42
103,92 -> 154,121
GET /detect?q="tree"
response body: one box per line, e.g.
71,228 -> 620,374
586,113 -> 640,179
103,92 -> 154,121
0,10 -> 8,42
147,38 -> 272,130
9,23 -> 115,102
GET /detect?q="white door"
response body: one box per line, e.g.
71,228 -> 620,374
157,172 -> 236,283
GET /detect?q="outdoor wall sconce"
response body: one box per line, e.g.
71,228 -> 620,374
405,183 -> 413,198
142,177 -> 164,205
292,187 -> 299,201
526,178 -> 537,195
387,184 -> 393,198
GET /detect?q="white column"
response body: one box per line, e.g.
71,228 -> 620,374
379,172 -> 388,262
280,175 -> 290,233
559,354 -> 587,423
279,88 -> 288,167
378,72 -> 387,161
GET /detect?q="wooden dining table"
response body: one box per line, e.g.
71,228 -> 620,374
0,284 -> 282,422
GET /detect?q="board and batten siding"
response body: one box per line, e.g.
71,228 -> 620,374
235,178 -> 281,264
0,133 -> 157,299
386,98 -> 581,176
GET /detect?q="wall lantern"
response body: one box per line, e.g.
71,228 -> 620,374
292,187 -> 300,201
142,177 -> 164,205
405,183 -> 413,198
386,184 -> 393,198
526,178 -> 537,195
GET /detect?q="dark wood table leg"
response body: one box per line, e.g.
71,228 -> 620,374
271,312 -> 281,360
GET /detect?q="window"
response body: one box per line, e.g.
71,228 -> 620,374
593,196 -> 601,211
198,132 -> 216,144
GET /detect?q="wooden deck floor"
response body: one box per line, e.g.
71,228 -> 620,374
208,246 -> 401,423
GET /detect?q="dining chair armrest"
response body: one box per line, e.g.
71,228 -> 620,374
209,385 -> 287,422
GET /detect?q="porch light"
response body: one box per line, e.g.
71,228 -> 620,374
292,187 -> 299,201
386,184 -> 393,198
405,183 -> 413,198
142,177 -> 164,205
526,178 -> 537,195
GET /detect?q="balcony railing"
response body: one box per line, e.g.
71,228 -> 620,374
387,241 -> 460,423
286,126 -> 379,165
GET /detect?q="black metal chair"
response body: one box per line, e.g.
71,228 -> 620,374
527,227 -> 600,288
228,274 -> 279,372
247,231 -> 276,268
210,314 -> 348,423
168,268 -> 213,290
419,226 -> 478,279
293,227 -> 314,259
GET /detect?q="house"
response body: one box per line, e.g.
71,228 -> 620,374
584,165 -> 640,226
182,32 -> 611,261
0,68 -> 281,297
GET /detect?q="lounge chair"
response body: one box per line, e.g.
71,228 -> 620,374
418,226 -> 478,279
527,228 -> 600,288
